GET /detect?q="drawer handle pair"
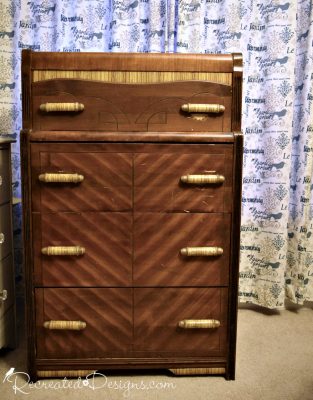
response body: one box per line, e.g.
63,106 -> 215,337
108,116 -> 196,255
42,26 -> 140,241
181,174 -> 225,185
40,103 -> 84,112
181,247 -> 223,257
39,173 -> 84,183
39,173 -> 224,186
178,319 -> 220,329
40,103 -> 223,114
44,320 -> 86,330
181,104 -> 225,114
41,246 -> 85,256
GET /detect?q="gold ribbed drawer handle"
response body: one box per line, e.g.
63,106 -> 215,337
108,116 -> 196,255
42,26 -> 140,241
178,319 -> 220,329
181,104 -> 225,113
181,174 -> 225,185
43,320 -> 86,330
41,246 -> 85,256
40,102 -> 84,112
180,247 -> 223,257
39,173 -> 84,183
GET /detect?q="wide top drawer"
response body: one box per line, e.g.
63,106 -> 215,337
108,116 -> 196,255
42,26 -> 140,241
32,79 -> 231,132
22,51 -> 243,133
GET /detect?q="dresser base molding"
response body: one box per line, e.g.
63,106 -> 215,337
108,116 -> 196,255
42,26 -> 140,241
34,358 -> 228,380
36,367 -> 226,379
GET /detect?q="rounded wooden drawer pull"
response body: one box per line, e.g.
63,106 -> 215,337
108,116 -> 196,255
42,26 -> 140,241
0,233 -> 5,244
178,319 -> 220,329
41,246 -> 85,256
0,175 -> 2,186
43,320 -> 87,330
40,102 -> 84,112
0,289 -> 8,301
180,246 -> 223,257
181,174 -> 225,185
181,104 -> 225,114
39,173 -> 84,183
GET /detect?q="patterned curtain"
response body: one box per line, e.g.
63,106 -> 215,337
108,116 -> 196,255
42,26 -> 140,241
0,0 -> 312,308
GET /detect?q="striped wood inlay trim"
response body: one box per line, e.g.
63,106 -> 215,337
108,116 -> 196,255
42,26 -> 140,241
37,370 -> 94,378
170,367 -> 226,375
32,70 -> 232,85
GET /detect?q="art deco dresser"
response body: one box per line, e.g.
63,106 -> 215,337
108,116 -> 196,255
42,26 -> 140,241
0,138 -> 16,349
21,50 -> 243,380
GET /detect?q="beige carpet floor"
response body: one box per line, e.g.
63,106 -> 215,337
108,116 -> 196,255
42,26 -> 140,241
0,302 -> 312,400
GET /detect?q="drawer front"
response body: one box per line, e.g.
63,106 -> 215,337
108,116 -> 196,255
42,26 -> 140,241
36,288 -> 132,358
134,145 -> 233,213
31,143 -> 233,213
0,148 -> 10,205
0,204 -> 12,261
32,79 -> 231,132
134,213 -> 230,286
134,288 -> 228,356
33,212 -> 132,286
31,146 -> 132,212
0,255 -> 14,318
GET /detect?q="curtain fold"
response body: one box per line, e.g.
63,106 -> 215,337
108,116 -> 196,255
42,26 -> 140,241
0,0 -> 312,308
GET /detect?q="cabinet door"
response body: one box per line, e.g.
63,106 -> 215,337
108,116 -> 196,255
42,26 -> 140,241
0,255 -> 14,318
134,288 -> 228,356
0,148 -> 11,205
33,212 -> 132,286
133,213 -> 230,286
36,288 -> 132,358
0,204 -> 12,261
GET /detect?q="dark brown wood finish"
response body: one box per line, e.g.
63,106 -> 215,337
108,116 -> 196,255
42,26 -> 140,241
20,129 -> 37,379
226,132 -> 244,380
231,54 -> 243,132
21,51 -> 243,381
29,51 -> 235,72
29,131 -> 235,143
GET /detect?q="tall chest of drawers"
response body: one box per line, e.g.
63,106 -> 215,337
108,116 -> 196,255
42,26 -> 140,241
21,50 -> 243,380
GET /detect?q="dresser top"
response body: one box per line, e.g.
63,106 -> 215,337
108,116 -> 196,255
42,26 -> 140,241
0,138 -> 15,144
22,50 -> 242,73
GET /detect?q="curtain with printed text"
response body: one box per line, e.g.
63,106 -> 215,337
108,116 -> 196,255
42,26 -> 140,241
0,0 -> 312,308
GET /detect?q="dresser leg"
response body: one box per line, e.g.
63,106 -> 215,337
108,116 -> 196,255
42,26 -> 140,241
169,367 -> 226,376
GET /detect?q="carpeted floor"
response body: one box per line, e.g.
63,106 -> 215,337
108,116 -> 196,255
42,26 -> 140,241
1,301 -> 312,400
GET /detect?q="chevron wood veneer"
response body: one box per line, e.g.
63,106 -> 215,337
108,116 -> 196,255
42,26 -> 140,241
21,51 -> 243,380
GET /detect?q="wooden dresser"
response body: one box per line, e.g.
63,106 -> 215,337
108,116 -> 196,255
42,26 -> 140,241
0,138 -> 16,349
21,50 -> 243,380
